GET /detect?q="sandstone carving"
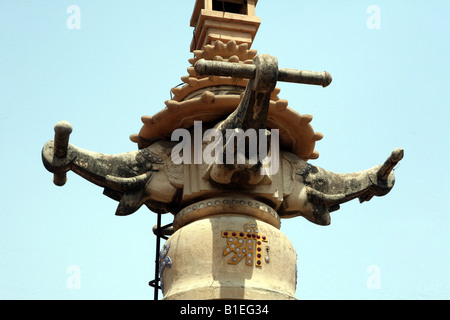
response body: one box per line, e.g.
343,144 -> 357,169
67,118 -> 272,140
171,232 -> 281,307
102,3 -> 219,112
42,0 -> 403,300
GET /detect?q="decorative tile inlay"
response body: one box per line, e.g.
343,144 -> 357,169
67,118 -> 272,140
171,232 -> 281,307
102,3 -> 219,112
222,224 -> 268,268
159,242 -> 172,292
139,148 -> 164,163
174,197 -> 281,231
177,198 -> 280,222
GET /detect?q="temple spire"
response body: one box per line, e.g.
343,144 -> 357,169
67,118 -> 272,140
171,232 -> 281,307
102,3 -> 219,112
190,0 -> 261,51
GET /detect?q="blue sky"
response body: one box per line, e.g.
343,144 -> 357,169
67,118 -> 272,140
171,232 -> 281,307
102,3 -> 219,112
0,0 -> 449,300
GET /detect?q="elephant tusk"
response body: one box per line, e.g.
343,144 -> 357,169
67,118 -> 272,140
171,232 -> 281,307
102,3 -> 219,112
306,186 -> 347,206
105,171 -> 153,192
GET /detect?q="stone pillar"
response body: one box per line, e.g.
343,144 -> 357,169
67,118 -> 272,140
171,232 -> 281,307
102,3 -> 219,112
160,197 -> 297,300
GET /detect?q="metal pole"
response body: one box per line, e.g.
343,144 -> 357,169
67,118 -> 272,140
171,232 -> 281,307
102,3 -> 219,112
154,213 -> 162,300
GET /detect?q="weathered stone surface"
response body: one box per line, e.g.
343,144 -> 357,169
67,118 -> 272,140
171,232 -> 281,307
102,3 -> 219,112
42,129 -> 402,226
41,0 -> 404,300
162,214 -> 297,300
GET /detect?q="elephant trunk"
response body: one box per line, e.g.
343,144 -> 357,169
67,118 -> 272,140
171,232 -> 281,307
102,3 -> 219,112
284,148 -> 404,225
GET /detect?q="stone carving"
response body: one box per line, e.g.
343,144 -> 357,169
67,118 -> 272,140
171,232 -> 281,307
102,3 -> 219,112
41,0 -> 404,299
42,51 -> 403,226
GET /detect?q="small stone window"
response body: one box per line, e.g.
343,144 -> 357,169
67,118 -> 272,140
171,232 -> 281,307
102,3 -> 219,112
212,0 -> 248,15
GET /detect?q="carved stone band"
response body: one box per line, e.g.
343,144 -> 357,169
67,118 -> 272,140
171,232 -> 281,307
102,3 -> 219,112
174,197 -> 281,231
